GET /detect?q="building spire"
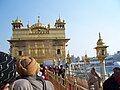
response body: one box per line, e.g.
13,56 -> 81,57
38,16 -> 40,23
59,15 -> 61,20
67,50 -> 70,57
99,32 -> 101,39
85,50 -> 87,55
17,16 -> 18,20
97,32 -> 105,45
27,21 -> 30,28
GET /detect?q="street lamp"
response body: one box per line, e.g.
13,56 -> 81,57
66,51 -> 72,76
66,51 -> 72,65
94,33 -> 108,81
58,58 -> 61,67
84,53 -> 90,77
78,59 -> 81,70
53,59 -> 55,67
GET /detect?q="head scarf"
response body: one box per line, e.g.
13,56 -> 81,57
0,51 -> 16,87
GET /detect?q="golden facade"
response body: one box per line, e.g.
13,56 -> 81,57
8,16 -> 70,63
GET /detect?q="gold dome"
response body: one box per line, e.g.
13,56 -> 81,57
56,16 -> 64,23
31,16 -> 46,30
12,17 -> 22,23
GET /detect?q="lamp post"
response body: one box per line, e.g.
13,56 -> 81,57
77,59 -> 81,77
84,53 -> 90,77
53,59 -> 55,67
78,59 -> 81,70
58,58 -> 61,67
66,51 -> 72,76
94,33 -> 108,81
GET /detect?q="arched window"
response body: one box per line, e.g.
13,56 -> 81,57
18,51 -> 22,56
57,49 -> 61,54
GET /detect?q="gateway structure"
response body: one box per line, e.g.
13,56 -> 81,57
8,16 -> 70,63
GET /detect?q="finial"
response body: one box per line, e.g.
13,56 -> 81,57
85,50 -> 87,55
68,50 -> 69,54
58,14 -> 61,21
15,16 -> 19,22
17,16 -> 18,20
67,50 -> 70,57
12,20 -> 14,23
99,32 -> 101,39
59,15 -> 60,20
27,21 -> 30,28
38,16 -> 40,23
48,23 -> 50,29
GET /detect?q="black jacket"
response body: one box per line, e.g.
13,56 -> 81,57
103,74 -> 120,90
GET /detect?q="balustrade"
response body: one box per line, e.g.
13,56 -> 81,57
46,70 -> 89,90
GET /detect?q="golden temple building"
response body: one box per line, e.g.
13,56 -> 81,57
8,16 -> 70,63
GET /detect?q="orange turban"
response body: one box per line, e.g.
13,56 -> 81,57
17,56 -> 37,76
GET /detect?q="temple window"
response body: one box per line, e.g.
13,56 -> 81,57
18,51 -> 22,56
57,49 -> 61,54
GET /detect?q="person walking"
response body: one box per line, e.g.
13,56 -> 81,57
16,56 -> 55,90
59,65 -> 65,78
103,61 -> 120,90
88,67 -> 101,90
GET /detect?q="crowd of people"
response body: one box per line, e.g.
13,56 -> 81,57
48,65 -> 65,78
37,63 -> 66,79
0,51 -> 66,90
1,50 -> 120,90
0,51 -> 54,90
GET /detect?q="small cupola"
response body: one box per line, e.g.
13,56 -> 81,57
55,16 -> 65,29
11,17 -> 23,29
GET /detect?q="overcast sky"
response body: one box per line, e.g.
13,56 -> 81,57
1,0 -> 120,58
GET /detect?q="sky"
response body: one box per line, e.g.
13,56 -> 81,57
1,0 -> 120,58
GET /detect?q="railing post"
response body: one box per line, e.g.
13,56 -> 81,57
74,79 -> 77,90
58,76 -> 61,90
65,76 -> 68,90
90,85 -> 95,90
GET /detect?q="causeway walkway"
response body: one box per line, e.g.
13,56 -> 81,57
47,70 -> 89,90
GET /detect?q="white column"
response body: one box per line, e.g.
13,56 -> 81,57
100,61 -> 107,81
